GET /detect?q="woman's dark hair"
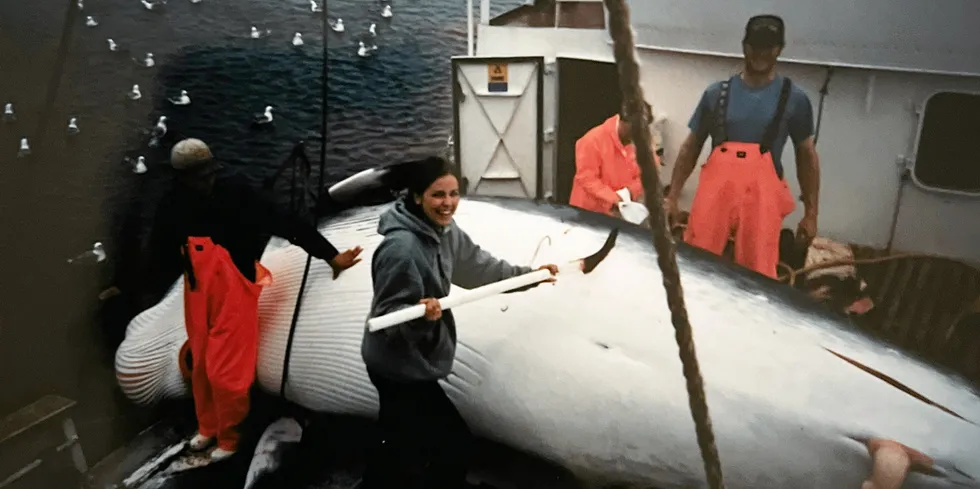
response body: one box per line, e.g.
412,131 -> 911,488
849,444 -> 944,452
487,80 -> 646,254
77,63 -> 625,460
401,156 -> 457,224
407,156 -> 456,197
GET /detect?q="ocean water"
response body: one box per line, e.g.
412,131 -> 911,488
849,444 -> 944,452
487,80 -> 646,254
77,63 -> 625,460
0,0 -> 521,469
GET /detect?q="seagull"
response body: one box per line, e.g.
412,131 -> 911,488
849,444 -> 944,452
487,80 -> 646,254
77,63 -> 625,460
77,0 -> 84,10
331,18 -> 344,32
310,0 -> 322,13
85,16 -> 98,27
291,32 -> 304,46
148,116 -> 168,147
3,103 -> 14,123
140,0 -> 162,10
357,41 -> 377,57
107,38 -> 119,51
128,84 -> 142,101
68,242 -> 107,264
250,26 -> 271,39
368,23 -> 376,36
68,117 -> 80,136
134,53 -> 154,67
253,106 -> 274,125
190,0 -> 202,3
168,90 -> 191,106
381,5 -> 392,18
18,138 -> 31,158
125,156 -> 148,174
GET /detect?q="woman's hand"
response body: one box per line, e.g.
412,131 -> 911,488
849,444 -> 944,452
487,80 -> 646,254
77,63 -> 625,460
419,298 -> 442,321
537,264 -> 559,283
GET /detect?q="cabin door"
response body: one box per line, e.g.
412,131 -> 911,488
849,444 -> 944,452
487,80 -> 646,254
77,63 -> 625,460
554,57 -> 622,204
451,56 -> 544,199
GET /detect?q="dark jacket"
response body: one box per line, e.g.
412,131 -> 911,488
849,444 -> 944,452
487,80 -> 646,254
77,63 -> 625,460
147,170 -> 340,285
361,197 -> 534,382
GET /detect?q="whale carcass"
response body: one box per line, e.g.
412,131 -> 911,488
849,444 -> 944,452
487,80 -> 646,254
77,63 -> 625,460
115,191 -> 980,488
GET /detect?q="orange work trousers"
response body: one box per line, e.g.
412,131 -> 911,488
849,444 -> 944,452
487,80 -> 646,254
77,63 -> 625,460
683,142 -> 796,279
182,237 -> 272,451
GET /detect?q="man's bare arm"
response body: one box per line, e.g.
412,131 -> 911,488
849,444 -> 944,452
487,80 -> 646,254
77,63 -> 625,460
794,136 -> 820,217
666,132 -> 705,200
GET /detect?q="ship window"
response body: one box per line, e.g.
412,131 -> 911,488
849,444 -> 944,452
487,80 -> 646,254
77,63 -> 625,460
913,91 -> 980,193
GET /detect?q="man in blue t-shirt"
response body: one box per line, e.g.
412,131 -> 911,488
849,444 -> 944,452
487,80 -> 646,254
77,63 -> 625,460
663,14 -> 822,278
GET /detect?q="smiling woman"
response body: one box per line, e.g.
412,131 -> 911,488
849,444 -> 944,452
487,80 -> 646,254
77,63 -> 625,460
358,156 -> 558,488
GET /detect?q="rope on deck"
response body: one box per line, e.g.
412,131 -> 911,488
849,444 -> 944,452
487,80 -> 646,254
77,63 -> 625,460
600,1 -> 727,487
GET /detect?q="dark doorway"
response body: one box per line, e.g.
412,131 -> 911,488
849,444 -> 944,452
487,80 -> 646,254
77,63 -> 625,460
554,58 -> 622,204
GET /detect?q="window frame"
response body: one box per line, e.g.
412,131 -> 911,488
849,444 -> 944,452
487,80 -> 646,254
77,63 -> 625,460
910,89 -> 980,197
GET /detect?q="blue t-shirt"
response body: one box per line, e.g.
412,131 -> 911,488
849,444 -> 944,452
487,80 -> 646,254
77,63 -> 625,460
687,74 -> 815,179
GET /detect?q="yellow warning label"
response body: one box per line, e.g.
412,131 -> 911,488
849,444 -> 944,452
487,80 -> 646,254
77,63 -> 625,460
488,63 -> 509,83
487,63 -> 509,92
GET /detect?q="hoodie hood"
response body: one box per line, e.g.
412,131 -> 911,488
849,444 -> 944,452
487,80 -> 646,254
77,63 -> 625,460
377,196 -> 450,243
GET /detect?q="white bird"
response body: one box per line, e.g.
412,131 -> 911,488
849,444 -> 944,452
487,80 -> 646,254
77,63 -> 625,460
250,26 -> 269,39
135,53 -> 154,67
140,0 -> 160,10
77,0 -> 84,10
125,156 -> 148,174
148,116 -> 168,147
381,5 -> 392,18
309,0 -> 322,13
168,90 -> 191,106
291,32 -> 304,46
68,117 -> 80,136
18,138 -> 31,158
68,242 -> 107,264
128,84 -> 142,101
368,23 -> 376,36
107,38 -> 118,51
85,16 -> 98,27
331,18 -> 344,32
190,0 -> 202,3
357,41 -> 376,57
253,106 -> 274,125
3,103 -> 14,122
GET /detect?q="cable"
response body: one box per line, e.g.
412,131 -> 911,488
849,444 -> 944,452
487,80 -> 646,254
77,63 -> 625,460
279,4 -> 331,401
777,252 -> 977,287
812,66 -> 834,145
33,0 -> 81,158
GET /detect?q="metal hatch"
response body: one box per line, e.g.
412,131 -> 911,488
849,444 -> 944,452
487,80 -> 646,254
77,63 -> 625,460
451,56 -> 544,199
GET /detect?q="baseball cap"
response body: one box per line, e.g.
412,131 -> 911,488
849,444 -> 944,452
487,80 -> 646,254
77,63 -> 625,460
743,15 -> 785,47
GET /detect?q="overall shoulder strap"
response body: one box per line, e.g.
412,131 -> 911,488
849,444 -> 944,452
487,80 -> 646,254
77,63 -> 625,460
760,77 -> 793,154
713,76 -> 735,143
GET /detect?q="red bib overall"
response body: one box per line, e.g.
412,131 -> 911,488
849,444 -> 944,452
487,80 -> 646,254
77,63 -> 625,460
181,236 -> 272,451
684,77 -> 796,279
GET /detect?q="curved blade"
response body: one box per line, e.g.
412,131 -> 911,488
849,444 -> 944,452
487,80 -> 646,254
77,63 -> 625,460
581,228 -> 619,274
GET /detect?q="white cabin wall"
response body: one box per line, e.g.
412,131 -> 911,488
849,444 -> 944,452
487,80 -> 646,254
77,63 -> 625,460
469,25 -> 980,262
476,25 -> 612,199
637,48 -> 980,258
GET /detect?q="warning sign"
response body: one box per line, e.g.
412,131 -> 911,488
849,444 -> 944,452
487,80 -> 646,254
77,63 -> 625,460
487,63 -> 509,92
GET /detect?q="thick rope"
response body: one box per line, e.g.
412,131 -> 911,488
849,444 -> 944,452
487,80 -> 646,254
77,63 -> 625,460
777,252 -> 978,287
601,1 -> 726,487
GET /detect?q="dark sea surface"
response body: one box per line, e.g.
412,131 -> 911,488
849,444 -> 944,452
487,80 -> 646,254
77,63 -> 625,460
0,0 -> 521,471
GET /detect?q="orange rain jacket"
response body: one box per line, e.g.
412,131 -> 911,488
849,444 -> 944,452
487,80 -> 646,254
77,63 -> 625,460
569,115 -> 659,216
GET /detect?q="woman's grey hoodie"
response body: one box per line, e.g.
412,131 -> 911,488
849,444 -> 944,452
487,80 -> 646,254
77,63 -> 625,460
361,197 -> 534,382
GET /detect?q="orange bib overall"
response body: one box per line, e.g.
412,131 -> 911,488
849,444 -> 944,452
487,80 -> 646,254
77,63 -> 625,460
181,236 -> 271,451
684,78 -> 796,279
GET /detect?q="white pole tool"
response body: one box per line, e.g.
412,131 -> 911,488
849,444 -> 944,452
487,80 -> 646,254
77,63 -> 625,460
367,228 -> 619,332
